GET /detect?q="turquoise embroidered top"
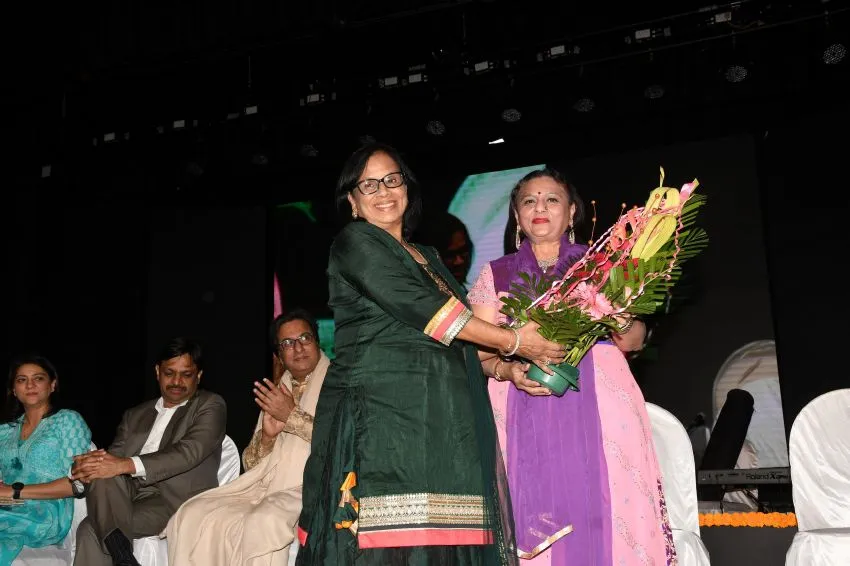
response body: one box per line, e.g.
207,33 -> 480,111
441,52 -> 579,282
0,409 -> 91,562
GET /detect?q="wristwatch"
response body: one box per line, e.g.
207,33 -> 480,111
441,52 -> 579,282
69,477 -> 86,498
11,482 -> 24,500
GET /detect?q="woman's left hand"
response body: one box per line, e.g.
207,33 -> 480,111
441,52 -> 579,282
0,482 -> 11,498
503,361 -> 552,396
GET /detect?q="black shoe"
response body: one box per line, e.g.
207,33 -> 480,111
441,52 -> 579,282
103,529 -> 141,566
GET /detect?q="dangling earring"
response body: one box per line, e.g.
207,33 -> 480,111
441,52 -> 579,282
352,208 -> 358,220
515,226 -> 522,250
568,226 -> 575,245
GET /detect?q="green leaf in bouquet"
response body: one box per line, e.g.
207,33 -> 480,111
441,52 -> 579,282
609,264 -> 625,293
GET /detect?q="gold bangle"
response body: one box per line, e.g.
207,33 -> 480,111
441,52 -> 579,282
500,328 -> 520,357
493,359 -> 506,381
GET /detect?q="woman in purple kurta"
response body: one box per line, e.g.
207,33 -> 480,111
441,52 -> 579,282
468,168 -> 676,566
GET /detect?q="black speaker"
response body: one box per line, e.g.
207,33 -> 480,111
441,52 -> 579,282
698,388 -> 755,501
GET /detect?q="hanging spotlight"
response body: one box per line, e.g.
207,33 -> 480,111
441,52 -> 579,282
722,36 -> 749,84
641,52 -> 666,100
498,77 -> 522,123
724,64 -> 748,83
425,120 -> 446,136
501,108 -> 522,122
425,89 -> 446,136
299,144 -> 319,157
820,14 -> 847,65
569,66 -> 596,113
644,84 -> 665,99
823,43 -> 846,65
572,98 -> 596,113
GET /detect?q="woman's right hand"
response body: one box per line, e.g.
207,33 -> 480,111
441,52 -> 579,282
514,321 -> 566,372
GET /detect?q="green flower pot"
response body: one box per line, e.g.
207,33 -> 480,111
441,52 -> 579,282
526,362 -> 580,397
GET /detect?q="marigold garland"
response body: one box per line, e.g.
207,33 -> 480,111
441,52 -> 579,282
699,512 -> 797,528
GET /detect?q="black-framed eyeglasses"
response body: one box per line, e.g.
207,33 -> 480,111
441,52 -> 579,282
353,172 -> 406,195
277,332 -> 316,350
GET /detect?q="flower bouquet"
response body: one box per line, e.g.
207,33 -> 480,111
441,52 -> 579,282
500,168 -> 709,396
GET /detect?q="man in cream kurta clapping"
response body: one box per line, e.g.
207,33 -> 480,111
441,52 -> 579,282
167,309 -> 330,566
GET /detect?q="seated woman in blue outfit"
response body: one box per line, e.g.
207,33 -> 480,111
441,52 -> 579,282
0,355 -> 92,564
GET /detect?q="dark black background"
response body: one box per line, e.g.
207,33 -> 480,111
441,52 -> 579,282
3,1 -> 848,451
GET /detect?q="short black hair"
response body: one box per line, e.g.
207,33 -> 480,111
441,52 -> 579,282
270,308 -> 319,350
3,354 -> 61,423
415,211 -> 473,254
334,142 -> 423,240
155,337 -> 203,372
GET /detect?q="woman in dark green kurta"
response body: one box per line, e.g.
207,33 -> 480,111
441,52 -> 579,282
295,143 -> 567,566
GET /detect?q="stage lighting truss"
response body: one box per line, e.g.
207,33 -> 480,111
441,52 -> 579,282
625,26 -> 672,45
465,59 -> 498,75
405,70 -> 428,85
300,82 -> 335,106
378,75 -> 401,89
93,130 -> 132,146
536,44 -> 580,62
378,64 -> 429,89
301,93 -> 326,106
699,5 -> 738,28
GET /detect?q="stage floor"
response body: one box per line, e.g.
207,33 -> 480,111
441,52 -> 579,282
701,525 -> 797,566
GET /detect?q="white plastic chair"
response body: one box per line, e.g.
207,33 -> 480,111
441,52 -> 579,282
645,402 -> 711,566
133,434 -> 241,565
13,443 -> 95,566
785,389 -> 850,566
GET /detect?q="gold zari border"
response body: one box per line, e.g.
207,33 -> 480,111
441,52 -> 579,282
359,492 -> 486,529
